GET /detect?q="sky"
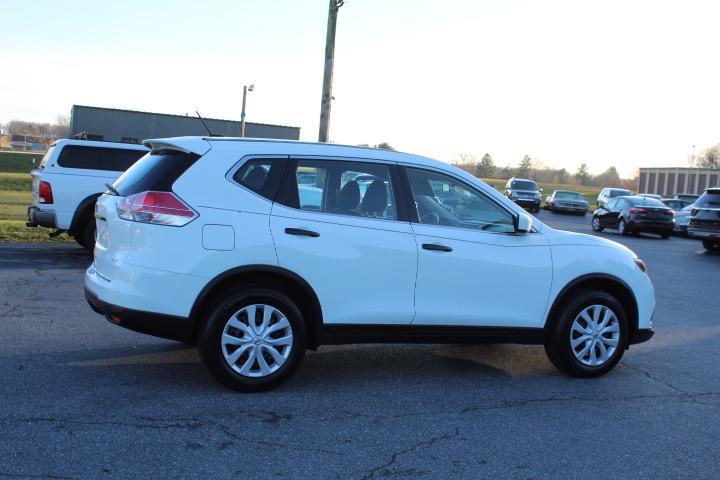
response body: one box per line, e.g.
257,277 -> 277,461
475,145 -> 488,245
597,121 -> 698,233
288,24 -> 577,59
1,0 -> 719,177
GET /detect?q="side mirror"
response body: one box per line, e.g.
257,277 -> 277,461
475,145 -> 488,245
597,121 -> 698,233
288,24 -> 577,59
539,188 -> 544,193
515,212 -> 533,234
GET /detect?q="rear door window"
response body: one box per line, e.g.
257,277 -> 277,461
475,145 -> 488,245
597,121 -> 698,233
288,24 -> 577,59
57,145 -> 147,171
279,160 -> 397,220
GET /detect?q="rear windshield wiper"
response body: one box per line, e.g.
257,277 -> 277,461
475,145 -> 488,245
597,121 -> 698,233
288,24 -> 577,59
105,183 -> 120,196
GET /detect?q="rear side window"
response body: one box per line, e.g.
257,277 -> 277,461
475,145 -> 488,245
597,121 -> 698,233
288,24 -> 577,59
57,145 -> 146,171
112,149 -> 200,196
695,191 -> 720,208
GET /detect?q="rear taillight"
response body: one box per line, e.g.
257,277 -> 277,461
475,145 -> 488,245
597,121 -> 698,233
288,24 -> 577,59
664,210 -> 675,216
628,208 -> 648,214
38,181 -> 53,204
117,191 -> 197,226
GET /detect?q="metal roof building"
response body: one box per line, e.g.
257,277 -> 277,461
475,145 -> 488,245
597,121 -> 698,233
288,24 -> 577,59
638,167 -> 719,196
69,105 -> 300,144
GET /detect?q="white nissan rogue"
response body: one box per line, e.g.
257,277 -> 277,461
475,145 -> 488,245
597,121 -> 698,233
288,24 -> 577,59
85,137 -> 655,391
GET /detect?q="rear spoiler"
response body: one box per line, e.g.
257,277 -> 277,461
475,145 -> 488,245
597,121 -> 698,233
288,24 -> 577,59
142,137 -> 212,156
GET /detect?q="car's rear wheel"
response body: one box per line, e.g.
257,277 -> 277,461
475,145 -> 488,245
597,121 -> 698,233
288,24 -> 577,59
660,232 -> 671,239
75,218 -> 96,252
200,288 -> 306,392
591,216 -> 603,232
702,240 -> 720,252
545,290 -> 628,378
618,218 -> 629,236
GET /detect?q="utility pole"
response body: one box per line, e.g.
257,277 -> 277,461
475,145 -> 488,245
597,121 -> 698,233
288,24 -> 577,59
318,0 -> 344,143
240,84 -> 254,137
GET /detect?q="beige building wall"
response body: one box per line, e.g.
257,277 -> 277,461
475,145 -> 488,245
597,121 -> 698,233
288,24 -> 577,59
638,168 -> 719,196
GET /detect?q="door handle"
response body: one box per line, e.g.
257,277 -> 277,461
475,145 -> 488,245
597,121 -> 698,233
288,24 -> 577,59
285,228 -> 320,238
422,243 -> 452,252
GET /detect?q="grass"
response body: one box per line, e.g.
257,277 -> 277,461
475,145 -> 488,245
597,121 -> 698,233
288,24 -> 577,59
0,174 -> 72,243
0,172 -> 32,191
0,220 -> 71,243
0,150 -> 44,173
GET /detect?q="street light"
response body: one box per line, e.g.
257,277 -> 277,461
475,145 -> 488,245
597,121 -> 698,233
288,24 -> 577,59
240,84 -> 254,137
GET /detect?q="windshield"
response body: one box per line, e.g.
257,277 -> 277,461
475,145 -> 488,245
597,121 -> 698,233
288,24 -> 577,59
512,180 -> 538,191
608,189 -> 632,198
694,191 -> 720,208
555,191 -> 583,200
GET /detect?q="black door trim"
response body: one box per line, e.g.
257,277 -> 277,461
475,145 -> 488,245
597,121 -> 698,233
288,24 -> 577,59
319,324 -> 544,345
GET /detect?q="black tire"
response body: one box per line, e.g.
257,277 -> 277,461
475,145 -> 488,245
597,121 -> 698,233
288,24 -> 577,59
591,215 -> 603,232
76,219 -> 96,252
618,218 -> 629,236
660,232 -> 671,239
703,240 -> 720,252
200,288 -> 306,392
544,289 -> 629,378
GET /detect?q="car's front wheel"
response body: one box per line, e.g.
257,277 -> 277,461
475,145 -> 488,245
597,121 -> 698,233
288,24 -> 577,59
545,290 -> 628,378
200,288 -> 306,392
591,216 -> 603,232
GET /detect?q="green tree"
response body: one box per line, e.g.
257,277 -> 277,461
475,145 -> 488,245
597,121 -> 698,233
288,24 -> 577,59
477,153 -> 496,178
557,168 -> 570,184
517,155 -> 533,178
575,163 -> 591,186
374,142 -> 395,151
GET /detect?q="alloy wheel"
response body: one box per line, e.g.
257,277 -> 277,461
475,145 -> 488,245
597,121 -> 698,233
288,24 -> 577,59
569,304 -> 620,367
221,304 -> 293,377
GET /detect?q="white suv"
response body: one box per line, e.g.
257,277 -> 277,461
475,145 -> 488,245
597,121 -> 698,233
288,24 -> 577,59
85,137 -> 655,391
27,139 -> 148,250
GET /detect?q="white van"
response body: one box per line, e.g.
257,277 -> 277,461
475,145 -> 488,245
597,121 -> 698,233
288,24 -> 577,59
26,139 -> 148,250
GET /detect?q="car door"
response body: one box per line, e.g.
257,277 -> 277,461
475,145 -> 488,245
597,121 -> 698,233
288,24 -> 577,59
404,167 -> 552,328
270,157 -> 417,325
599,199 -> 618,227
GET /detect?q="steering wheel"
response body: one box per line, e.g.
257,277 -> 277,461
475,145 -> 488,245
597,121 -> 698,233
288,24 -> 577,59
420,212 -> 440,225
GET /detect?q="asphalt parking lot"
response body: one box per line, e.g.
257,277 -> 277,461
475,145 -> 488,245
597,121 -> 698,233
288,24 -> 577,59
1,211 -> 719,479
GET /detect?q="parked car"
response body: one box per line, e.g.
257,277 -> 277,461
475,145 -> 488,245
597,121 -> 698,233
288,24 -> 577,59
545,190 -> 589,215
673,204 -> 694,234
504,177 -> 542,212
596,188 -> 633,208
26,139 -> 148,250
591,196 -> 674,238
638,193 -> 662,200
687,187 -> 720,252
85,137 -> 655,391
673,193 -> 700,203
662,198 -> 690,210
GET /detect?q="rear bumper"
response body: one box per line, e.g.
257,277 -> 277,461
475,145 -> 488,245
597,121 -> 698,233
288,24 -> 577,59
26,206 -> 56,228
85,286 -> 194,343
687,226 -> 720,240
627,220 -> 673,233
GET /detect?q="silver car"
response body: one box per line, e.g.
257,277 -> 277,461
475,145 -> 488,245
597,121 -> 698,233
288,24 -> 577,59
545,190 -> 589,215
